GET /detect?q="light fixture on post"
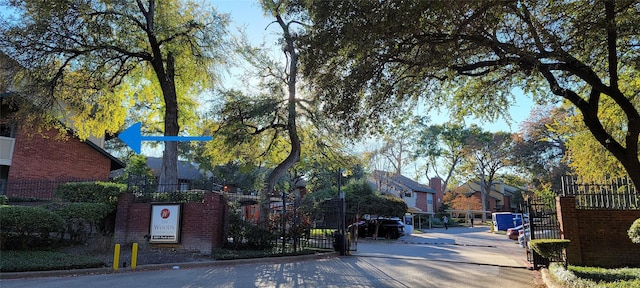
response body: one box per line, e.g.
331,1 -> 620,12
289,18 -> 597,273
337,168 -> 347,255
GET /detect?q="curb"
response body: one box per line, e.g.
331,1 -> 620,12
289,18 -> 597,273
541,268 -> 564,288
0,251 -> 339,280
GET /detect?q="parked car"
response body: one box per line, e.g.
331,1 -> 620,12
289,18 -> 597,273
507,225 -> 523,240
349,218 -> 405,239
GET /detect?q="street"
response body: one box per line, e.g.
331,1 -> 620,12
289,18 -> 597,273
0,227 -> 537,287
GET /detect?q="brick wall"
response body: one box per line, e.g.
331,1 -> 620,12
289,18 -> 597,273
114,192 -> 228,254
430,177 -> 443,212
8,128 -> 111,180
557,196 -> 640,267
416,192 -> 427,212
502,195 -> 511,212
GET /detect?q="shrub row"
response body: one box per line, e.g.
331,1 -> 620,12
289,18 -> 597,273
55,181 -> 126,206
529,238 -> 571,259
0,202 -> 115,249
0,206 -> 65,249
133,191 -> 205,203
0,250 -> 105,272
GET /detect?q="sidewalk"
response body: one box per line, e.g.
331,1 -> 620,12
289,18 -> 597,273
0,251 -> 339,280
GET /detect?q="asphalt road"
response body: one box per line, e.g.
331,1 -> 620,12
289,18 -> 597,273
0,227 -> 538,288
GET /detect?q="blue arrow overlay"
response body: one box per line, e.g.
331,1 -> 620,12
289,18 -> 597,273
118,122 -> 212,154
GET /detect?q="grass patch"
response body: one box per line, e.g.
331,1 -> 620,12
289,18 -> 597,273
0,250 -> 105,272
549,262 -> 640,288
211,248 -> 319,260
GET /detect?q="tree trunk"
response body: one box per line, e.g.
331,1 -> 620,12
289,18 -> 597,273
480,176 -> 487,223
259,14 -> 301,224
156,53 -> 179,191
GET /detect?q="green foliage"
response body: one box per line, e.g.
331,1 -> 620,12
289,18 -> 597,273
225,203 -> 277,250
414,123 -> 480,190
529,239 -> 570,259
553,99 -> 631,180
0,250 -> 105,272
1,0 -> 230,189
296,0 -> 640,190
0,195 -> 8,205
52,203 -> 113,243
533,182 -> 557,212
134,191 -> 205,203
112,154 -> 155,184
513,106 -> 571,189
0,206 -> 65,249
306,178 -> 408,218
628,218 -> 640,244
211,247 -> 316,260
55,182 -> 126,206
379,195 -> 409,218
549,263 -> 640,288
244,223 -> 278,250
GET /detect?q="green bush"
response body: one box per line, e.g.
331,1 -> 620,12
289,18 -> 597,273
628,218 -> 640,244
55,181 -> 126,206
53,203 -> 113,243
0,250 -> 105,272
245,224 -> 277,250
550,263 -> 640,288
134,191 -> 205,203
0,206 -> 65,249
0,195 -> 8,205
529,239 -> 570,259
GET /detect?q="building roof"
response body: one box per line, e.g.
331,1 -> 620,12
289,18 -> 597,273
146,157 -> 207,180
371,170 -> 435,193
454,180 -> 523,200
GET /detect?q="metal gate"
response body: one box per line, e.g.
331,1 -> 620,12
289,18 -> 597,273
522,195 -> 561,269
306,199 -> 342,251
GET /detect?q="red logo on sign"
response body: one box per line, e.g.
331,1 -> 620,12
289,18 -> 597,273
160,208 -> 170,219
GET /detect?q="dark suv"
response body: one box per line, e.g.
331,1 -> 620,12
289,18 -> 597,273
350,218 -> 404,239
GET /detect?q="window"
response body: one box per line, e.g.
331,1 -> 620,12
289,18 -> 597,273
404,191 -> 412,198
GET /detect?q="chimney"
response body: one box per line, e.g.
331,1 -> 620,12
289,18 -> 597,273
430,177 -> 443,212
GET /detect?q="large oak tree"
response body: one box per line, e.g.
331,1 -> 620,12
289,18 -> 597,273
295,0 -> 640,189
1,0 -> 228,189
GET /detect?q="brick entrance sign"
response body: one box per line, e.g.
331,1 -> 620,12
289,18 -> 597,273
114,192 -> 228,254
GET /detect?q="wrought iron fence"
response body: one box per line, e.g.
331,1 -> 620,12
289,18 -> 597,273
126,174 -> 225,203
4,178 -> 99,201
523,195 -> 561,269
225,197 -> 339,252
125,174 -> 339,252
561,176 -> 639,210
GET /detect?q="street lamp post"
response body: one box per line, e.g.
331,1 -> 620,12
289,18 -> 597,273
338,168 -> 346,255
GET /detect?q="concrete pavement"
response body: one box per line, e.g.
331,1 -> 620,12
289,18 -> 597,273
1,226 -> 546,287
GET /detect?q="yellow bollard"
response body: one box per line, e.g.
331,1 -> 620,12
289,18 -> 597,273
113,244 -> 120,271
131,243 -> 138,270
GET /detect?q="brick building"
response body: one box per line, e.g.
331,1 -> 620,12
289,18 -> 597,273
1,52 -> 124,198
1,123 -> 125,199
369,170 -> 439,214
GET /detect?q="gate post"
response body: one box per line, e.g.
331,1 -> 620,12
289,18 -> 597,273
556,196 -> 582,265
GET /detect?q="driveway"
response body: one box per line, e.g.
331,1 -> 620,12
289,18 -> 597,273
0,227 -> 539,288
354,226 -> 529,268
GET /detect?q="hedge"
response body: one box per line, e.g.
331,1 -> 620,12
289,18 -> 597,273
529,238 -> 571,267
529,239 -> 571,259
0,206 -> 65,249
54,202 -> 113,243
55,181 -> 126,205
